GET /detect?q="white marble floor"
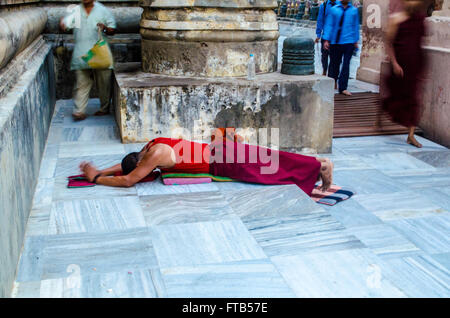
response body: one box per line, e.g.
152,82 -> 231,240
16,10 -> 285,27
12,99 -> 450,298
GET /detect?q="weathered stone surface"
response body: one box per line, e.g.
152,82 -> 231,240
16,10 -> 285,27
0,37 -> 55,298
140,0 -> 280,77
356,0 -> 389,84
114,68 -> 334,153
420,16 -> 450,148
0,7 -> 47,70
142,40 -> 278,77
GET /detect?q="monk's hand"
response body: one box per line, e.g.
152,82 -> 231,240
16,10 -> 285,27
79,161 -> 100,182
315,38 -> 320,44
323,40 -> 330,50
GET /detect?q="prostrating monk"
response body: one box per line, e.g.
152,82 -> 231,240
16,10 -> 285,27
79,134 -> 334,196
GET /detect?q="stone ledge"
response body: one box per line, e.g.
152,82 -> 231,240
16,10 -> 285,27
114,69 -> 334,153
0,37 -> 55,298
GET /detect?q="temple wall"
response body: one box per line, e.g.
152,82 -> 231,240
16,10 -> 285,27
0,36 -> 55,298
420,15 -> 450,147
0,1 -> 56,298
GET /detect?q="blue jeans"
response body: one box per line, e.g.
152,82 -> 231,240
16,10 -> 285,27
328,43 -> 355,93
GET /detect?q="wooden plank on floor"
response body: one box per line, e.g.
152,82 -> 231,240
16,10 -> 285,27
333,92 -> 422,138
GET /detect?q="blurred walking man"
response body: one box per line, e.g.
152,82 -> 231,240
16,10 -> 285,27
323,0 -> 360,96
315,0 -> 340,76
60,0 -> 116,121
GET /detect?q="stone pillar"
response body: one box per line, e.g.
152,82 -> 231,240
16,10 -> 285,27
433,0 -> 450,16
356,0 -> 389,84
0,7 -> 47,70
139,0 -> 280,77
420,4 -> 450,147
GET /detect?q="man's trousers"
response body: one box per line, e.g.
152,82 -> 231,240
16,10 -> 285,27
328,43 -> 355,93
73,69 -> 112,115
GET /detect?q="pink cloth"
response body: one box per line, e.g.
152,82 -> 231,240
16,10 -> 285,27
209,140 -> 321,196
162,177 -> 212,185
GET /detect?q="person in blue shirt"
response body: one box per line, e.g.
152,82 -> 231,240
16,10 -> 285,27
315,0 -> 340,76
322,0 -> 360,96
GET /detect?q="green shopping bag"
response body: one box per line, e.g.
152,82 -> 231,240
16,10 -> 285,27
81,28 -> 113,69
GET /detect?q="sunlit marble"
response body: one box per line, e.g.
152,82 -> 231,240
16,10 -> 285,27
271,249 -> 406,297
48,196 -> 146,234
161,259 -> 295,298
140,191 -> 235,226
11,97 -> 450,298
150,217 -> 266,268
354,191 -> 447,221
345,224 -> 421,259
388,214 -> 450,254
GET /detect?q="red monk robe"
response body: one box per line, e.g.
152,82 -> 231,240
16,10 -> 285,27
145,137 -> 321,197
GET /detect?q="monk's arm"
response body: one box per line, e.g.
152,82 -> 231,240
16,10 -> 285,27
99,163 -> 122,176
95,149 -> 161,187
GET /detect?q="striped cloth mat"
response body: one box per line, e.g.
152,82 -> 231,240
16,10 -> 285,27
311,184 -> 355,206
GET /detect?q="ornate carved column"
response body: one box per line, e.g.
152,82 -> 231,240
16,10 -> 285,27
139,0 -> 280,77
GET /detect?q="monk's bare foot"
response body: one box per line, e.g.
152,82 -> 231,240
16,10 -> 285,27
407,136 -> 422,148
341,90 -> 352,96
319,158 -> 334,192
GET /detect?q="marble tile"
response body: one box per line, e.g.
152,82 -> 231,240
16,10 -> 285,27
54,154 -> 124,177
63,113 -> 117,127
318,155 -> 373,171
61,126 -> 120,143
409,150 -> 450,168
332,169 -> 403,195
161,259 -> 295,298
359,152 -> 436,176
48,196 -> 145,235
26,207 -> 52,237
271,249 -> 406,297
354,191 -> 447,221
224,184 -> 323,222
135,177 -> 219,196
246,212 -> 365,257
139,191 -> 234,226
11,281 -> 41,298
38,158 -> 57,179
42,144 -> 59,159
17,227 -> 158,282
333,135 -> 447,154
39,269 -> 166,298
52,177 -> 137,201
391,168 -> 450,189
58,143 -> 125,158
42,228 -> 157,280
431,252 -> 450,269
378,254 -> 450,297
16,236 -> 47,282
388,214 -> 450,254
31,178 -> 54,210
150,217 -> 267,268
323,198 -> 383,228
414,188 -> 450,212
46,126 -> 63,144
214,181 -> 269,192
345,225 -> 421,259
